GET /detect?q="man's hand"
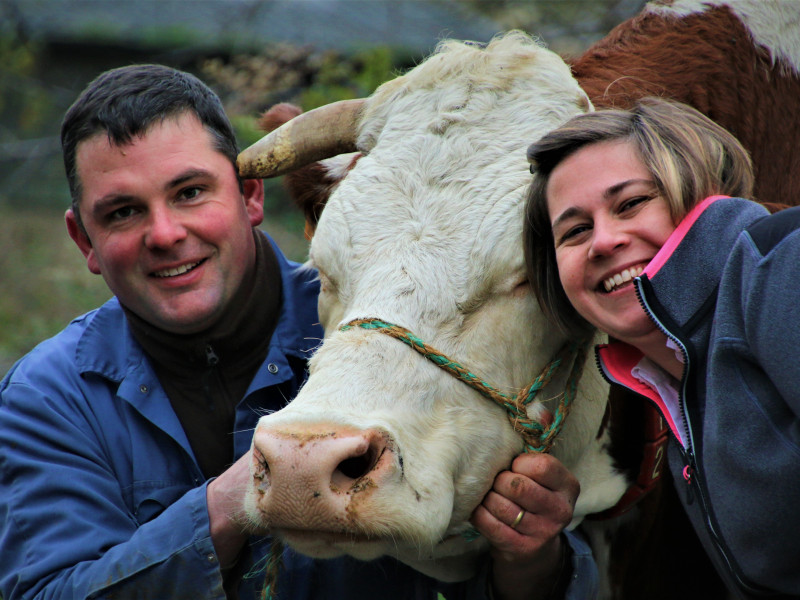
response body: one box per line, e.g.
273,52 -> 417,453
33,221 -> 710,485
207,450 -> 267,569
471,453 -> 580,600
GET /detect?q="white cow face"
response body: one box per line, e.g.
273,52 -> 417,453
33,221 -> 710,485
245,32 -> 624,581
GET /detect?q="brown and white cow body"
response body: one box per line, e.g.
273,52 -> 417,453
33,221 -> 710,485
240,0 -> 800,595
242,32 -> 628,582
573,0 -> 800,208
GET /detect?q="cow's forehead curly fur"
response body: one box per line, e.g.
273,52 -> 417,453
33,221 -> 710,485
359,31 -> 591,153
310,32 -> 592,334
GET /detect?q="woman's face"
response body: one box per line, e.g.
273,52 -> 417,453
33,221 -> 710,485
546,140 -> 677,345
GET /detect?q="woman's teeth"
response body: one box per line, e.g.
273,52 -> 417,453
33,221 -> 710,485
603,266 -> 643,292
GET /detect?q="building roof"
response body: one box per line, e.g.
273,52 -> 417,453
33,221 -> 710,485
10,0 -> 502,55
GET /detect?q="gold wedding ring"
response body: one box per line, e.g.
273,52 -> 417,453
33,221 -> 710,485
510,509 -> 525,529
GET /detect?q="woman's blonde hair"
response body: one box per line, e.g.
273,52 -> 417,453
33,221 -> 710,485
524,97 -> 754,336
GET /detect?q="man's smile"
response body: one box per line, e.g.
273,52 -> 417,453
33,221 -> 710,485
152,259 -> 205,278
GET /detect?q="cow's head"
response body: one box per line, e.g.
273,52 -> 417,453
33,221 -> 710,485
239,32 -> 627,581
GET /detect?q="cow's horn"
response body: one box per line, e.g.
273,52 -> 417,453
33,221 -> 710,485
237,98 -> 365,179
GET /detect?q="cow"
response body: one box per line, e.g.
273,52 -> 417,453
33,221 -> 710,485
237,0 -> 800,597
239,31 -> 628,585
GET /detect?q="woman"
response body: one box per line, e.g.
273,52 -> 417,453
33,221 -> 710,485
524,97 -> 800,598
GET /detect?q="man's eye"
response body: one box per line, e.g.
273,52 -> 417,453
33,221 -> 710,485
109,206 -> 137,221
180,187 -> 202,201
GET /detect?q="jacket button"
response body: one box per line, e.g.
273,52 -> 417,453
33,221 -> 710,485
267,363 -> 279,374
139,385 -> 148,393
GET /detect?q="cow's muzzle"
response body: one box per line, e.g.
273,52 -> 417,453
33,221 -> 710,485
250,423 -> 397,534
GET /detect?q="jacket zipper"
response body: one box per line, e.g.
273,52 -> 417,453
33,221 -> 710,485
634,278 -> 693,449
633,277 -> 766,595
202,344 -> 221,411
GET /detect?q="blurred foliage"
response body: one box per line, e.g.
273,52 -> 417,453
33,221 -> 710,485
202,44 -> 403,147
0,31 -> 68,209
0,32 -> 62,146
0,207 -> 111,375
0,35 -> 47,133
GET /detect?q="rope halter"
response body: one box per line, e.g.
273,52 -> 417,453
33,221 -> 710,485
340,318 -> 591,453
259,317 -> 591,599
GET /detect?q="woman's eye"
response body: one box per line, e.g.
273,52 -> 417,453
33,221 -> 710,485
620,195 -> 652,212
558,223 -> 591,244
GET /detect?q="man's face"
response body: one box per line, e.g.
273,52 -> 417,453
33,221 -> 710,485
66,112 -> 264,334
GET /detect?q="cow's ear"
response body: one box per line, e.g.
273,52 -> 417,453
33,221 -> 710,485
250,101 -> 363,240
283,153 -> 362,240
257,102 -> 303,133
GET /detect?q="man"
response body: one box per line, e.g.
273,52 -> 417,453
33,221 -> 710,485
0,64 -> 586,599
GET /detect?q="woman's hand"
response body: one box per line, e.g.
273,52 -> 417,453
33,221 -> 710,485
471,453 -> 580,600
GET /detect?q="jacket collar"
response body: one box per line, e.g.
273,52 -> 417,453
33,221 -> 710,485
638,196 -> 766,334
74,296 -> 141,382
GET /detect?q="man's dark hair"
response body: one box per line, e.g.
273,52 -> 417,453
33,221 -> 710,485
61,64 -> 240,230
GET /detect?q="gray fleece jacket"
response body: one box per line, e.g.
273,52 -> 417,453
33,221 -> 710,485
596,196 -> 800,599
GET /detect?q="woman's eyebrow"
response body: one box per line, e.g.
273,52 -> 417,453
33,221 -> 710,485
603,178 -> 654,199
551,206 -> 587,231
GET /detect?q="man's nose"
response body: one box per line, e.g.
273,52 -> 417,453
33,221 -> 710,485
145,206 -> 187,249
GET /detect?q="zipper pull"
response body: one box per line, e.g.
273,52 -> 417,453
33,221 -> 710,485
202,345 -> 220,410
682,464 -> 695,505
205,344 -> 220,367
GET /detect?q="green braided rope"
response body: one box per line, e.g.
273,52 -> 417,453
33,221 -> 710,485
260,540 -> 283,600
341,318 -> 590,453
261,318 -> 590,597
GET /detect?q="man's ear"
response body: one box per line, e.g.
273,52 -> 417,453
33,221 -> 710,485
242,178 -> 265,227
65,209 -> 101,275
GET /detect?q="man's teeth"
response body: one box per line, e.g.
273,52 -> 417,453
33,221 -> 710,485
154,261 -> 201,278
603,266 -> 643,292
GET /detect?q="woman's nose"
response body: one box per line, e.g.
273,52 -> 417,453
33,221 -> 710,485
588,218 -> 627,259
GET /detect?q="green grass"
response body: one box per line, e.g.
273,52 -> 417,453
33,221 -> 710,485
0,207 -> 110,375
0,207 -> 308,378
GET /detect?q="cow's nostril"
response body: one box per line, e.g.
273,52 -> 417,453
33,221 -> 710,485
337,453 -> 373,480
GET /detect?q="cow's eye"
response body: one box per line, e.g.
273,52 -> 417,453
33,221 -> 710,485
318,271 -> 337,295
512,280 -> 530,297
